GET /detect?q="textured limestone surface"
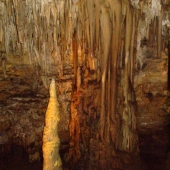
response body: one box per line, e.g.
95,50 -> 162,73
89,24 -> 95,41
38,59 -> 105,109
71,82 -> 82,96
134,47 -> 169,170
135,49 -> 168,131
0,58 -> 70,163
0,0 -> 169,170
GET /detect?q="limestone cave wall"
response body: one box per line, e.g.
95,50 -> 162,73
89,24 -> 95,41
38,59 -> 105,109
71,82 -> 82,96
0,0 -> 170,170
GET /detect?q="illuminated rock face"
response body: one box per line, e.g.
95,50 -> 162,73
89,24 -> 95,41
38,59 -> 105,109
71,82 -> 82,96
42,78 -> 62,170
0,0 -> 170,169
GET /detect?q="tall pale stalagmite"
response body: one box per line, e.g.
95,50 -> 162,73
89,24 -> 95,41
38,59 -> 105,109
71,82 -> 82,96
42,78 -> 62,170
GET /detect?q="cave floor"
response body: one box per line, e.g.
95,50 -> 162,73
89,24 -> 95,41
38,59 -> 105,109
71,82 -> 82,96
0,144 -> 169,170
0,144 -> 42,170
0,156 -> 42,170
139,128 -> 169,170
0,155 -> 167,170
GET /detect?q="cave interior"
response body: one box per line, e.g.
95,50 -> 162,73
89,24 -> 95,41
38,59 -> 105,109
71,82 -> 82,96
0,0 -> 170,170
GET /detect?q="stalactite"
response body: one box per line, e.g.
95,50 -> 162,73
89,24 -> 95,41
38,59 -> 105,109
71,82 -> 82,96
125,6 -> 132,82
12,0 -> 21,43
139,0 -> 144,15
33,0 -> 37,26
84,9 -> 90,50
5,28 -> 9,53
106,55 -> 111,141
158,8 -> 162,58
0,19 -> 3,43
100,3 -> 111,140
94,0 -> 100,50
86,0 -> 94,51
109,0 -> 121,127
51,3 -> 57,43
0,0 -> 169,169
122,5 -> 133,150
130,11 -> 136,81
72,31 -> 78,81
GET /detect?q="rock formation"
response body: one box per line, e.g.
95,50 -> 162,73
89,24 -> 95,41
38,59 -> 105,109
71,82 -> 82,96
43,78 -> 62,170
0,0 -> 169,170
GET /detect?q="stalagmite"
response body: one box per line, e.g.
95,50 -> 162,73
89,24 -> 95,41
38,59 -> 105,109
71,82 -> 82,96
42,78 -> 62,170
